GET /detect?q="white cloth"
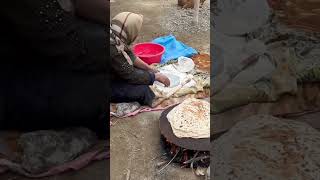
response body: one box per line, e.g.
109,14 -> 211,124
153,64 -> 197,94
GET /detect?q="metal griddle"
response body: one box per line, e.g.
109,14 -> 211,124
159,105 -> 210,151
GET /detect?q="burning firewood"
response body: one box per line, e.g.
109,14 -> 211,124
160,135 -> 210,169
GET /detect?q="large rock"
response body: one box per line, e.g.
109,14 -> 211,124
212,115 -> 320,180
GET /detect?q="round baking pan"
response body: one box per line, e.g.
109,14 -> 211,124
159,105 -> 210,151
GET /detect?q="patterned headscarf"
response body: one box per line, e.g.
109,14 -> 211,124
110,12 -> 143,65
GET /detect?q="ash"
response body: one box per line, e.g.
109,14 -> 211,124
160,1 -> 210,34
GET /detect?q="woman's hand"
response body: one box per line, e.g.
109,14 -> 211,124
133,57 -> 149,70
134,57 -> 160,73
155,73 -> 170,87
148,65 -> 159,73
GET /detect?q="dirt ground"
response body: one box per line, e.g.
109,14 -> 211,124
111,0 -> 210,54
111,112 -> 204,180
110,0 -> 209,180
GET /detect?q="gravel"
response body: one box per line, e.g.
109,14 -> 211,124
159,1 -> 210,34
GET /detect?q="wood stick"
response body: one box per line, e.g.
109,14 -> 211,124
125,169 -> 130,180
158,148 -> 181,174
193,0 -> 200,24
183,151 -> 199,164
183,155 -> 209,164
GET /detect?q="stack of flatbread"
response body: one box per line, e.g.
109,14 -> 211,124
167,98 -> 210,139
192,54 -> 211,72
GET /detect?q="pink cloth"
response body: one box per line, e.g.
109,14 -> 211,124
110,103 -> 178,118
0,145 -> 109,178
110,91 -> 209,119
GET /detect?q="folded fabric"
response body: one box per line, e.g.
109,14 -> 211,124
152,35 -> 198,64
0,129 -> 109,178
0,144 -> 108,178
152,63 -> 209,97
18,127 -> 98,174
212,83 -> 320,134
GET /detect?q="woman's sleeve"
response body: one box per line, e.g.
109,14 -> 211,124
0,0 -> 107,73
111,47 -> 155,85
126,49 -> 137,63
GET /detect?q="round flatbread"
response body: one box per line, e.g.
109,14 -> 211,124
213,115 -> 320,179
192,54 -> 211,72
167,98 -> 210,139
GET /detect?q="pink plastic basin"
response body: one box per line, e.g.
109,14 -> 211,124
133,42 -> 165,65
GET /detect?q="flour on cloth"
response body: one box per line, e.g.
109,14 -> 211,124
167,98 -> 210,139
153,64 -> 196,93
152,64 -> 209,98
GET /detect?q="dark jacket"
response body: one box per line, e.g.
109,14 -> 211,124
110,45 -> 155,85
0,0 -> 109,138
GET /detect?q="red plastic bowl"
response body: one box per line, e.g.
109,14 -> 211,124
133,43 -> 165,65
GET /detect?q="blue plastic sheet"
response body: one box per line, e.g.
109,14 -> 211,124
152,35 -> 198,64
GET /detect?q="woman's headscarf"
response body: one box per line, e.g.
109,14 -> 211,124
110,12 -> 143,65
